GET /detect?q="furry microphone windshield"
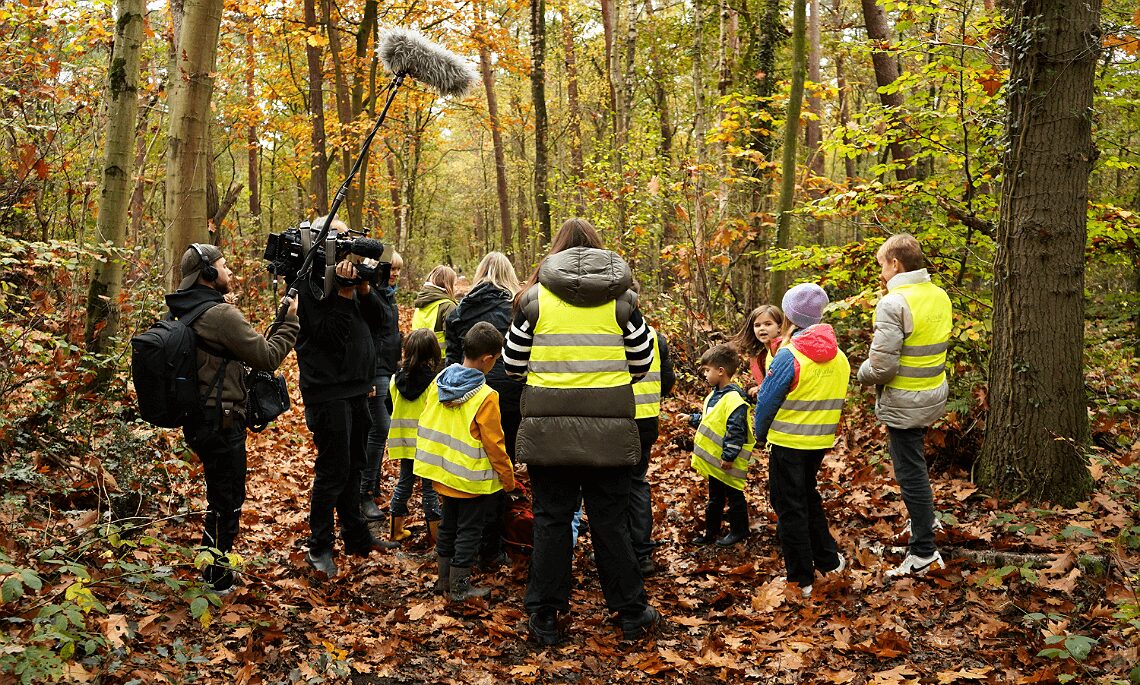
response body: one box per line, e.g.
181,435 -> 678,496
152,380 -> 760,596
379,29 -> 477,98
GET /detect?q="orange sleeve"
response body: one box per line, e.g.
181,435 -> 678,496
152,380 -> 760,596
472,393 -> 515,491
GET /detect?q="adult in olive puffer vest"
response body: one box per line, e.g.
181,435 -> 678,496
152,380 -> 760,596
503,218 -> 659,646
166,243 -> 299,593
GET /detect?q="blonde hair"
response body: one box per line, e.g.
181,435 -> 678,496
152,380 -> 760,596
473,251 -> 521,295
425,265 -> 457,298
312,215 -> 349,233
390,251 -> 404,268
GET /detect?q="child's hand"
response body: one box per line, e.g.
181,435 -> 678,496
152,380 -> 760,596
747,385 -> 759,400
720,460 -> 733,471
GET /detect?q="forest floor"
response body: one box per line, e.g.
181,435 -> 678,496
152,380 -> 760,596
3,358 -> 1139,684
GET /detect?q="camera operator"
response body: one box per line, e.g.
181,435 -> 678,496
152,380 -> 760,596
167,243 -> 299,593
296,217 -> 396,578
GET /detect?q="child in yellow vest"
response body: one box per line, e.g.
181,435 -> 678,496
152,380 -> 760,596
413,322 -> 516,601
730,305 -> 785,401
687,344 -> 757,547
386,329 -> 443,543
411,265 -> 458,345
754,283 -> 850,597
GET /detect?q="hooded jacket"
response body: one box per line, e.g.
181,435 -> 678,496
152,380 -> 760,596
427,363 -> 515,499
412,284 -> 457,336
443,281 -> 522,412
753,324 -> 846,444
504,247 -> 652,468
165,285 -> 299,417
856,269 -> 950,429
367,285 -> 401,377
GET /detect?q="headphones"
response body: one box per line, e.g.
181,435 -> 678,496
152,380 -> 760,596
190,243 -> 219,282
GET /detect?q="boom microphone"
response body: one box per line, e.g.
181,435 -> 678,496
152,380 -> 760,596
379,28 -> 478,98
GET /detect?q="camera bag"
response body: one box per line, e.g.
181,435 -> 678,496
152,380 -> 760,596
245,369 -> 290,432
131,301 -> 221,428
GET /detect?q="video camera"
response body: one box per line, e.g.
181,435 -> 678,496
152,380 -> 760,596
263,221 -> 391,295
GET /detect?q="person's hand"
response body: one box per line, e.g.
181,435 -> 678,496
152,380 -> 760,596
282,295 -> 298,317
720,460 -> 733,471
747,385 -> 759,400
335,260 -> 356,299
224,292 -> 239,305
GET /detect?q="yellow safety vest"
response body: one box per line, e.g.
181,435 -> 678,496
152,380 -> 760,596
527,286 -> 630,389
411,299 -> 448,345
767,345 -> 850,450
690,389 -> 756,491
633,328 -> 662,420
387,376 -> 428,460
412,382 -> 504,495
881,281 -> 952,392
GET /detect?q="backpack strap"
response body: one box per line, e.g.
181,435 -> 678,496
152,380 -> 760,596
172,300 -> 234,423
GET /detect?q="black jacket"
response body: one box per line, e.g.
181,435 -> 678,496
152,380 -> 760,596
443,282 -> 522,413
295,280 -> 383,404
367,286 -> 401,377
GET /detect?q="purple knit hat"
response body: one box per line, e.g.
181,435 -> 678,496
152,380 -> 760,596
781,283 -> 829,329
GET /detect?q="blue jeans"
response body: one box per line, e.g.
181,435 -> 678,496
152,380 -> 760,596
389,458 -> 441,521
361,375 -> 391,497
888,426 -> 937,557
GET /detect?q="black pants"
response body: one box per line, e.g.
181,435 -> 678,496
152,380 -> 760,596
304,395 -> 373,555
184,414 -> 247,589
768,444 -> 840,587
437,493 -> 497,569
706,477 -> 749,537
629,437 -> 655,559
524,464 -> 648,619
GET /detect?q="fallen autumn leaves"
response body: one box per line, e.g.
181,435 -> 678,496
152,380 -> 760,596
2,357 -> 1138,685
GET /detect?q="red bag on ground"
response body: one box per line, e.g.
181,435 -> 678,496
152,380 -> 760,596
503,480 -> 534,555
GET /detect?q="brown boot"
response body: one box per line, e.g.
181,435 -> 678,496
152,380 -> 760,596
427,519 -> 440,545
435,556 -> 451,595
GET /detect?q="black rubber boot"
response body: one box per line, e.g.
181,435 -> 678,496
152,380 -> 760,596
449,566 -> 490,601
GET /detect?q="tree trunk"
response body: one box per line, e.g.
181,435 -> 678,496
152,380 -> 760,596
350,0 -> 379,232
245,26 -> 260,220
975,0 -> 1100,506
164,0 -> 223,289
768,0 -> 807,302
836,50 -> 857,182
304,0 -> 329,215
86,0 -> 145,358
860,0 -> 917,181
803,0 -> 824,242
601,0 -> 629,234
531,0 -> 551,245
323,0 -> 355,223
476,7 -> 511,255
387,153 -> 404,248
561,4 -> 585,215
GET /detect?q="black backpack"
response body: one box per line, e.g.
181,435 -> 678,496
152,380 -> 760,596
131,301 -> 225,428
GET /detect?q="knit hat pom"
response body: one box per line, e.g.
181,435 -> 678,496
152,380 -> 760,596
781,283 -> 829,329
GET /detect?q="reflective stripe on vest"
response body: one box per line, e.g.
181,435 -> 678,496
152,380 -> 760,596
412,382 -> 503,495
387,376 -> 427,460
882,281 -> 952,392
690,390 -> 756,491
527,286 -> 630,389
767,344 -> 850,450
633,328 -> 662,419
411,299 -> 448,345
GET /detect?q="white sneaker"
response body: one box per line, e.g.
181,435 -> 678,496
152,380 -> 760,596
886,551 -> 944,578
829,553 -> 846,574
895,517 -> 945,543
801,584 -> 813,597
